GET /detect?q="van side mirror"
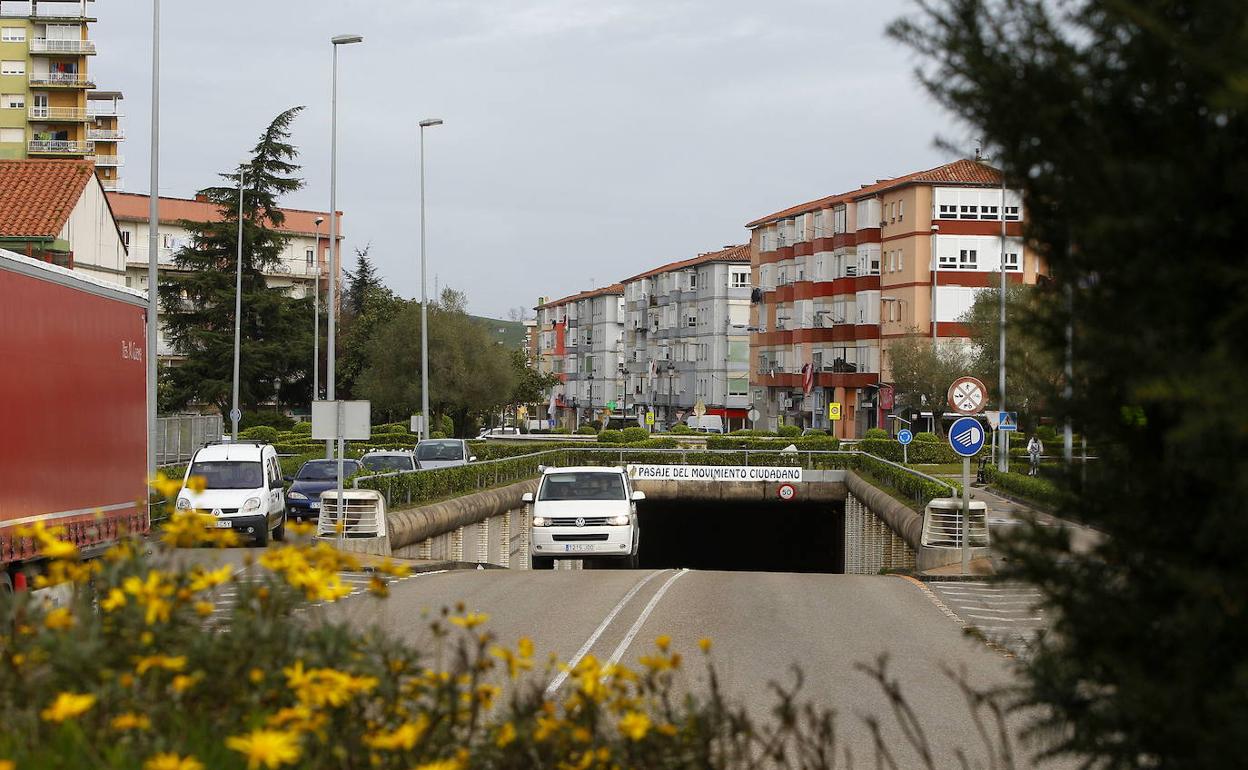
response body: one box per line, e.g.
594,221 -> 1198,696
521,492 -> 534,504
283,475 -> 294,483
631,491 -> 646,501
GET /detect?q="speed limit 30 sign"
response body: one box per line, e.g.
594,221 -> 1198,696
947,376 -> 988,415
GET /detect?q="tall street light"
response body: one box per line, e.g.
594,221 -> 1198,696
997,168 -> 1009,472
230,164 -> 247,440
418,118 -> 443,441
313,216 -> 323,401
327,33 -> 362,458
146,0 -> 160,480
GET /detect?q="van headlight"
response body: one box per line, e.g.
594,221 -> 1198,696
175,497 -> 191,510
287,491 -> 307,500
532,516 -> 552,527
607,515 -> 630,526
241,497 -> 262,512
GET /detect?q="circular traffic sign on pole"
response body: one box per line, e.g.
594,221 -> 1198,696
747,408 -> 761,423
948,416 -> 986,457
777,483 -> 797,501
947,376 -> 988,415
897,429 -> 913,446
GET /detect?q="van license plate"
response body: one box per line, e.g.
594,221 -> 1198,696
564,544 -> 595,552
215,520 -> 233,529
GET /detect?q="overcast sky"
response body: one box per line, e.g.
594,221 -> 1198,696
90,0 -> 969,318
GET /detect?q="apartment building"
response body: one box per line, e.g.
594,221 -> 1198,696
748,159 -> 1042,438
0,0 -> 124,190
106,192 -> 341,362
622,245 -> 752,430
534,284 -> 625,427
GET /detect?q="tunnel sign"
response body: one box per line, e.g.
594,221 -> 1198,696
948,416 -> 986,457
627,464 -> 802,482
777,483 -> 797,501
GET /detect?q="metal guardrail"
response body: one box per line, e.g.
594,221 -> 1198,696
354,448 -> 957,509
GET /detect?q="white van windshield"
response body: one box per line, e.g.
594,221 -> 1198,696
188,460 -> 264,490
539,473 -> 626,501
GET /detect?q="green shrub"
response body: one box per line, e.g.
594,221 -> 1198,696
238,410 -> 294,431
669,423 -> 692,434
1034,424 -> 1059,444
292,421 -> 313,434
912,431 -> 940,443
597,429 -> 624,444
857,437 -> 977,463
728,429 -> 776,437
855,453 -> 959,509
864,427 -> 889,440
621,426 -> 650,443
983,465 -> 1062,509
430,431 -> 447,439
778,424 -> 800,437
552,426 -> 572,434
705,436 -> 841,451
238,426 -> 279,443
576,425 -> 598,435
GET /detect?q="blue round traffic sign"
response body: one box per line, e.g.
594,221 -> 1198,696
897,429 -> 913,446
947,416 -> 986,457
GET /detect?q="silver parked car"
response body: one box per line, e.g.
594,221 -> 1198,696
414,439 -> 477,469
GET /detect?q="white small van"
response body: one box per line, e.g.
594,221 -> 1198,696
176,441 -> 287,546
523,466 -> 644,570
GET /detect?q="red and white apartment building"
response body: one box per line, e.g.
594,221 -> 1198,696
747,159 -> 1045,438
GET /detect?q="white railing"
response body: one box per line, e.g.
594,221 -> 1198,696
87,128 -> 123,140
99,179 -> 121,191
28,139 -> 93,154
87,106 -> 122,118
920,499 -> 989,549
29,72 -> 94,87
30,38 -> 95,54
29,106 -> 89,120
93,154 -> 122,166
319,490 -> 387,540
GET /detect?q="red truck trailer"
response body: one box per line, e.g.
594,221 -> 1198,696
1,249 -> 149,589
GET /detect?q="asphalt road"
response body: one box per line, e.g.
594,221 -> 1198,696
325,567 -> 1051,766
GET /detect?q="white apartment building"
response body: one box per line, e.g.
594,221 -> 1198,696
622,245 -> 752,430
535,284 -> 624,427
106,192 -> 341,361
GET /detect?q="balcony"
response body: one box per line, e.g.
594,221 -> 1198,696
28,138 -> 93,155
30,38 -> 96,54
99,178 -> 121,192
93,154 -> 122,166
87,106 -> 123,118
28,105 -> 89,121
29,72 -> 95,88
87,128 -> 123,140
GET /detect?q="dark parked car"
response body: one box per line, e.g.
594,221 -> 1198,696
284,458 -> 361,522
359,450 -> 418,473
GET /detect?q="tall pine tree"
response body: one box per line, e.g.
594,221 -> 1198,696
158,107 -> 312,416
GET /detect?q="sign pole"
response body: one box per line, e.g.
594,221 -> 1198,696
961,455 -> 971,574
904,442 -> 908,465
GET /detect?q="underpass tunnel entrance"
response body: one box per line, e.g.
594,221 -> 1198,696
636,498 -> 845,573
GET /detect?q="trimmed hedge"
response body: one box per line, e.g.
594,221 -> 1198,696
705,436 -> 841,451
856,437 -> 981,464
239,425 -> 279,443
622,426 -> 650,443
292,421 -> 313,434
984,465 -> 1062,509
777,425 -> 800,438
668,424 -> 692,435
855,453 -> 958,509
728,429 -> 776,437
576,426 -> 598,435
596,430 -> 624,444
863,428 -> 889,439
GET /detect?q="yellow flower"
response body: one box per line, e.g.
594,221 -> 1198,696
656,723 -> 679,737
143,753 -> 203,770
225,728 -> 302,770
185,474 -> 208,493
475,683 -> 501,710
101,588 -> 127,612
44,607 -> 75,630
171,673 -> 201,694
364,716 -> 429,751
534,714 -> 562,742
448,611 -> 489,629
40,538 -> 79,560
698,637 -> 712,653
655,634 -> 671,652
495,721 -> 517,748
187,564 -> 233,592
122,571 -> 176,625
411,760 -> 461,770
0,761 -> 12,770
149,472 -> 184,502
286,520 -> 316,537
40,692 -> 96,723
111,712 -> 152,731
135,655 -> 187,675
249,668 -> 265,684
618,710 -> 651,741
194,601 -> 214,617
367,576 -> 389,598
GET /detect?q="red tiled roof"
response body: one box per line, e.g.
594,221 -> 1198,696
106,192 -> 340,237
538,283 -> 625,309
0,160 -> 96,238
745,159 -> 1002,228
621,244 -> 750,284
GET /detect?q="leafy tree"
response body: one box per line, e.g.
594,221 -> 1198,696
885,333 -> 971,435
337,246 -> 401,399
893,0 -> 1248,766
509,348 -> 560,406
959,284 -> 1060,430
158,107 -> 311,415
357,289 -> 516,435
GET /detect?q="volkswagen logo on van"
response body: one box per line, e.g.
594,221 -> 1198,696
575,517 -> 585,528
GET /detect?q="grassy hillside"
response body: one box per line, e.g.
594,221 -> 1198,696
471,315 -> 526,349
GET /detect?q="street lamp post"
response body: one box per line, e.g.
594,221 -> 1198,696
327,33 -> 362,459
313,216 -> 323,401
146,0 -> 160,479
997,170 -> 1009,472
230,164 -> 247,440
666,362 -> 676,426
418,118 -> 443,441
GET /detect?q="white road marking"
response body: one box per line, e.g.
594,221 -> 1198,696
544,569 -> 668,696
602,569 -> 690,677
964,614 -> 1043,622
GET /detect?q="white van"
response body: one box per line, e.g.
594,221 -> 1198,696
175,441 -> 287,546
686,415 -> 725,433
522,466 -> 644,570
